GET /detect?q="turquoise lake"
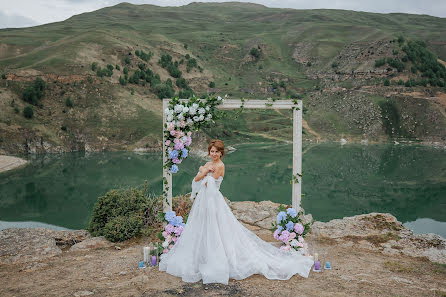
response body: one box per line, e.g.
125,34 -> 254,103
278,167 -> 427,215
0,142 -> 445,238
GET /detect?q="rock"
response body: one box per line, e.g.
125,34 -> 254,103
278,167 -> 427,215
0,228 -> 88,264
69,237 -> 112,251
73,291 -> 94,296
230,200 -> 280,229
311,213 -> 446,264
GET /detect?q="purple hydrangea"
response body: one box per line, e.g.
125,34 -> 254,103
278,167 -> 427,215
294,223 -> 304,234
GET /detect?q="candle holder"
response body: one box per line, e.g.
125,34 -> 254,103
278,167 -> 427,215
324,261 -> 332,270
312,260 -> 322,272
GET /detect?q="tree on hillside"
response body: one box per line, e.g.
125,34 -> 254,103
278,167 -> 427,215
22,77 -> 46,105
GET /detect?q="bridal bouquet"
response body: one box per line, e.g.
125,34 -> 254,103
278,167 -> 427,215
271,206 -> 310,255
158,210 -> 186,254
164,95 -> 224,173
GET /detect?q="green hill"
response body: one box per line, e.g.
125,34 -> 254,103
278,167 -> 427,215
0,2 -> 445,153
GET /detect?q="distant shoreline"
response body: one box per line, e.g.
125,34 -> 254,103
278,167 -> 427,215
0,155 -> 28,173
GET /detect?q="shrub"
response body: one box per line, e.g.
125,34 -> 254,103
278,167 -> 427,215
250,47 -> 260,58
384,79 -> 390,86
123,67 -> 129,75
125,57 -> 131,64
209,81 -> 215,88
2,73 -> 6,79
153,83 -> 174,99
168,64 -> 182,78
279,81 -> 286,89
387,58 -> 405,72
184,44 -> 188,49
87,183 -> 164,242
331,61 -> 339,68
65,97 -> 73,107
186,58 -> 197,69
23,106 -> 33,118
119,76 -> 127,86
307,62 -> 312,67
87,76 -> 93,83
159,54 -> 172,68
14,106 -> 19,114
176,77 -> 188,89
22,77 -> 46,105
61,125 -> 67,131
91,62 -> 98,71
115,65 -> 120,70
178,87 -> 194,99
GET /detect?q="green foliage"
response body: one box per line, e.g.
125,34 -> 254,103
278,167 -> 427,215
125,56 -> 131,64
306,61 -> 312,67
397,36 -> 405,45
23,105 -> 33,118
123,67 -> 129,75
209,81 -> 215,88
397,79 -> 404,85
91,62 -> 98,71
392,49 -> 399,55
87,76 -> 93,83
159,54 -> 172,68
152,83 -> 174,99
96,66 -> 113,77
115,65 -> 120,70
106,64 -> 114,72
331,61 -> 339,68
61,125 -> 67,131
1,73 -> 6,79
176,77 -> 188,89
119,76 -> 127,85
139,50 -> 153,62
279,81 -> 286,89
387,58 -> 405,72
185,54 -> 190,60
384,79 -> 390,86
87,183 -> 163,242
168,63 -> 182,78
186,58 -> 197,72
250,47 -> 260,59
14,106 -> 19,114
138,63 -> 146,71
375,58 -> 386,68
178,87 -> 194,99
128,70 -> 141,84
22,77 -> 46,105
65,97 -> 73,107
184,43 -> 188,49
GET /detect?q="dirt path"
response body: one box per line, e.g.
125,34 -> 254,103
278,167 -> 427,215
1,232 -> 445,297
0,155 -> 27,173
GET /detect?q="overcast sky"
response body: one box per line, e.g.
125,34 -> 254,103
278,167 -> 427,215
1,0 -> 445,29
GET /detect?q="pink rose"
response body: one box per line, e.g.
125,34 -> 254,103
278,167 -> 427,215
298,236 -> 304,243
280,245 -> 291,252
174,226 -> 184,236
165,224 -> 174,234
162,231 -> 168,238
174,138 -> 180,144
180,121 -> 186,128
279,230 -> 290,243
273,229 -> 281,240
169,130 -> 176,136
167,123 -> 174,131
172,237 -> 178,243
168,244 -> 174,249
296,242 -> 304,248
163,249 -> 169,254
187,131 -> 192,136
288,232 -> 296,241
165,140 -> 171,146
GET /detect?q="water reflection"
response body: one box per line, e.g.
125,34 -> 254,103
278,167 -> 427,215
0,143 -> 444,238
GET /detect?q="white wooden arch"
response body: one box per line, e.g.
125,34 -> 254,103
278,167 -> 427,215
162,99 -> 303,212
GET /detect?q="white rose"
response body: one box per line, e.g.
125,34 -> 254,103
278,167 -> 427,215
193,116 -> 199,122
192,103 -> 199,109
177,113 -> 184,121
189,107 -> 196,115
187,118 -> 194,125
206,114 -> 212,120
183,106 -> 189,113
205,106 -> 210,111
167,114 -> 173,122
198,114 -> 204,121
164,108 -> 170,115
181,136 -> 188,143
290,239 -> 298,247
162,241 -> 169,248
174,104 -> 183,113
217,96 -> 222,101
198,108 -> 205,115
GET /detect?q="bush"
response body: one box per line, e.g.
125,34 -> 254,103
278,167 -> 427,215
14,106 -> 19,114
87,76 -> 93,83
307,62 -> 312,67
176,77 -> 188,89
331,61 -> 339,68
22,77 -> 46,105
384,79 -> 390,86
23,106 -> 33,118
61,125 -> 67,131
87,183 -> 163,242
387,58 -> 405,72
178,87 -> 194,99
250,47 -> 260,59
65,97 -> 73,107
91,62 -> 98,71
125,57 -> 131,64
153,83 -> 174,99
168,64 -> 182,78
209,81 -> 215,88
279,81 -> 286,89
2,73 -> 6,79
159,54 -> 173,68
119,76 -> 127,86
115,65 -> 120,70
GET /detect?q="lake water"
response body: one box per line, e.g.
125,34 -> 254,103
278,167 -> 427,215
0,142 -> 445,238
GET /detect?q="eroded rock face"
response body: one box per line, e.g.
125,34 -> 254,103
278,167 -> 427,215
311,213 -> 446,264
69,236 -> 113,251
0,228 -> 89,264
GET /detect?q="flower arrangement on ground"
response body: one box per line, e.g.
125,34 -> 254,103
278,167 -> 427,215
271,205 -> 311,255
164,95 -> 225,173
157,210 -> 186,254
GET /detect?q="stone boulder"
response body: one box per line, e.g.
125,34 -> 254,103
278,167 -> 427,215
69,236 -> 113,251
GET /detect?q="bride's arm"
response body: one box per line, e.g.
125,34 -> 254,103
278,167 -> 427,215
194,164 -> 211,182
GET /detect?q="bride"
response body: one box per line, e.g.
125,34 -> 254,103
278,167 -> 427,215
159,139 -> 314,284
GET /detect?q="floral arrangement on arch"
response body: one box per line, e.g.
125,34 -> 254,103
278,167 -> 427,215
164,95 -> 225,173
157,210 -> 186,254
271,205 -> 311,255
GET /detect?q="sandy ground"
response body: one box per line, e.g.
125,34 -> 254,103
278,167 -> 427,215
0,155 -> 27,173
1,233 -> 445,297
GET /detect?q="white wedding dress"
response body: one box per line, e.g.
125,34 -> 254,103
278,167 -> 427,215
159,172 -> 314,284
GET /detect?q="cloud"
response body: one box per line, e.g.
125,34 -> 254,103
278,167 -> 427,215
0,11 -> 39,28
